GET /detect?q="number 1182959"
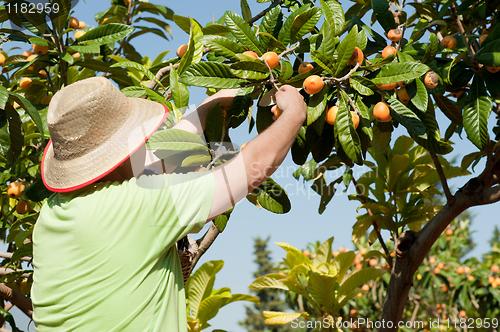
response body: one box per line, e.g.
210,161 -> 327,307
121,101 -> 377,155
444,318 -> 498,329
4,2 -> 60,15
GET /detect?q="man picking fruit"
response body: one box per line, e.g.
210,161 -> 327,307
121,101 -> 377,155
32,77 -> 306,331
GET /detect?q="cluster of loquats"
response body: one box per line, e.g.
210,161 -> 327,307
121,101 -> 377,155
7,182 -> 31,215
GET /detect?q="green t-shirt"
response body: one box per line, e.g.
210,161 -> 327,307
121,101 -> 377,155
32,172 -> 215,332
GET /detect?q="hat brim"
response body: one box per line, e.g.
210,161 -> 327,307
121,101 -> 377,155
42,98 -> 169,192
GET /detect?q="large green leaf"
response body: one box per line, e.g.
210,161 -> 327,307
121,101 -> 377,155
202,24 -> 231,36
263,311 -> 302,325
306,85 -> 329,125
256,178 -> 291,214
335,91 -> 361,164
179,62 -> 247,89
8,91 -> 44,138
197,35 -> 245,62
350,76 -> 375,96
308,272 -> 338,313
249,273 -> 289,290
338,267 -> 387,298
421,33 -> 439,64
224,11 -> 262,54
110,61 -> 163,87
463,75 -> 492,149
240,0 -> 252,22
290,7 -> 322,43
312,237 -> 334,267
476,39 -> 500,67
147,129 -> 208,152
372,62 -> 430,84
412,99 -> 453,155
4,104 -> 22,166
278,4 -> 311,45
259,6 -> 282,51
333,25 -> 358,77
406,79 -> 428,112
434,95 -> 462,125
74,23 -> 135,46
186,260 -> 224,317
169,65 -> 189,110
230,61 -> 269,80
320,0 -> 345,36
372,0 -> 396,32
387,95 -> 426,137
178,18 -> 204,76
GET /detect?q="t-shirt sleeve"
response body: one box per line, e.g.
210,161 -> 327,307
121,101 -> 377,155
135,171 -> 215,239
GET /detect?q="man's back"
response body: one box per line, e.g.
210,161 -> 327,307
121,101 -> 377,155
32,172 -> 215,331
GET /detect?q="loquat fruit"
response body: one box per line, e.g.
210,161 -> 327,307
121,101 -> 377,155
33,44 -> 49,55
7,181 -> 25,199
424,71 -> 439,89
387,29 -> 402,42
373,102 -> 392,122
0,53 -> 5,66
74,30 -> 86,40
302,75 -> 324,94
484,66 -> 500,74
298,62 -> 314,75
19,77 -> 32,90
16,200 -> 30,214
271,105 -> 282,119
348,47 -> 364,66
397,87 -> 410,104
177,44 -> 188,58
242,50 -> 259,58
261,51 -> 280,69
326,106 -> 338,125
69,16 -> 79,29
440,36 -> 457,50
382,45 -> 397,58
377,82 -> 397,91
491,264 -> 499,273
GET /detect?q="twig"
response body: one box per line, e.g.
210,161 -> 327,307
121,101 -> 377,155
114,0 -> 134,56
430,152 -> 455,206
0,252 -> 31,262
207,149 -> 239,169
191,223 -> 220,271
278,43 -> 301,59
292,51 -> 303,64
352,177 -> 393,268
0,284 -> 32,318
324,62 -> 361,85
247,0 -> 283,25
450,3 -> 476,56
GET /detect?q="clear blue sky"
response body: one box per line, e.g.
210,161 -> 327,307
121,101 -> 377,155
4,1 -> 499,331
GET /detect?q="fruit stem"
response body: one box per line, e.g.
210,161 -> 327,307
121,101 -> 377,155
292,51 -> 303,64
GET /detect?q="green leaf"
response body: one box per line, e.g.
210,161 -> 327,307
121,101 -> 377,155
259,6 -> 282,51
312,237 -> 334,267
421,33 -> 439,64
75,23 -> 135,46
335,91 -> 361,164
406,79 -> 428,112
240,0 -> 252,22
372,62 -> 430,85
256,178 -> 291,214
230,61 -> 270,80
338,267 -> 387,298
169,65 -> 189,110
306,85 -> 329,125
434,95 -> 462,125
320,0 -> 345,36
290,8 -> 322,43
350,76 -> 375,96
110,61 -> 163,88
333,25 -> 358,77
178,18 -> 204,76
476,39 -> 500,67
11,242 -> 32,262
29,37 -> 50,47
0,86 -> 9,113
310,51 -> 334,76
249,273 -> 289,290
278,4 -> 311,45
70,44 -> 101,53
186,260 -> 224,317
147,129 -> 208,152
8,91 -> 44,138
204,103 -> 224,143
23,178 -> 53,202
387,95 -> 426,137
197,35 -> 245,62
224,11 -> 262,54
352,215 -> 374,242
202,24 -> 231,36
263,311 -> 301,325
4,104 -> 23,165
372,0 -> 396,32
179,62 -> 247,89
463,75 -> 492,149
308,272 -> 338,312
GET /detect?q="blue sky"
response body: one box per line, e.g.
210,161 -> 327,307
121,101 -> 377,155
3,0 -> 499,331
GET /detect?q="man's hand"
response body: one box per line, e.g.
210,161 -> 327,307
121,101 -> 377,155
274,85 -> 307,121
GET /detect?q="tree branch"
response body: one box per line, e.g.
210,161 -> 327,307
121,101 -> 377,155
430,152 -> 455,206
352,178 -> 393,268
450,3 -> 476,56
247,0 -> 283,25
192,223 -> 220,270
0,284 -> 32,319
0,252 -> 32,262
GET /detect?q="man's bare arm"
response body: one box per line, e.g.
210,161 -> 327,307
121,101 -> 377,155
208,85 -> 306,219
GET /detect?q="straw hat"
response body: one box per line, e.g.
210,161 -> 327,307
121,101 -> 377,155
41,77 -> 168,192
